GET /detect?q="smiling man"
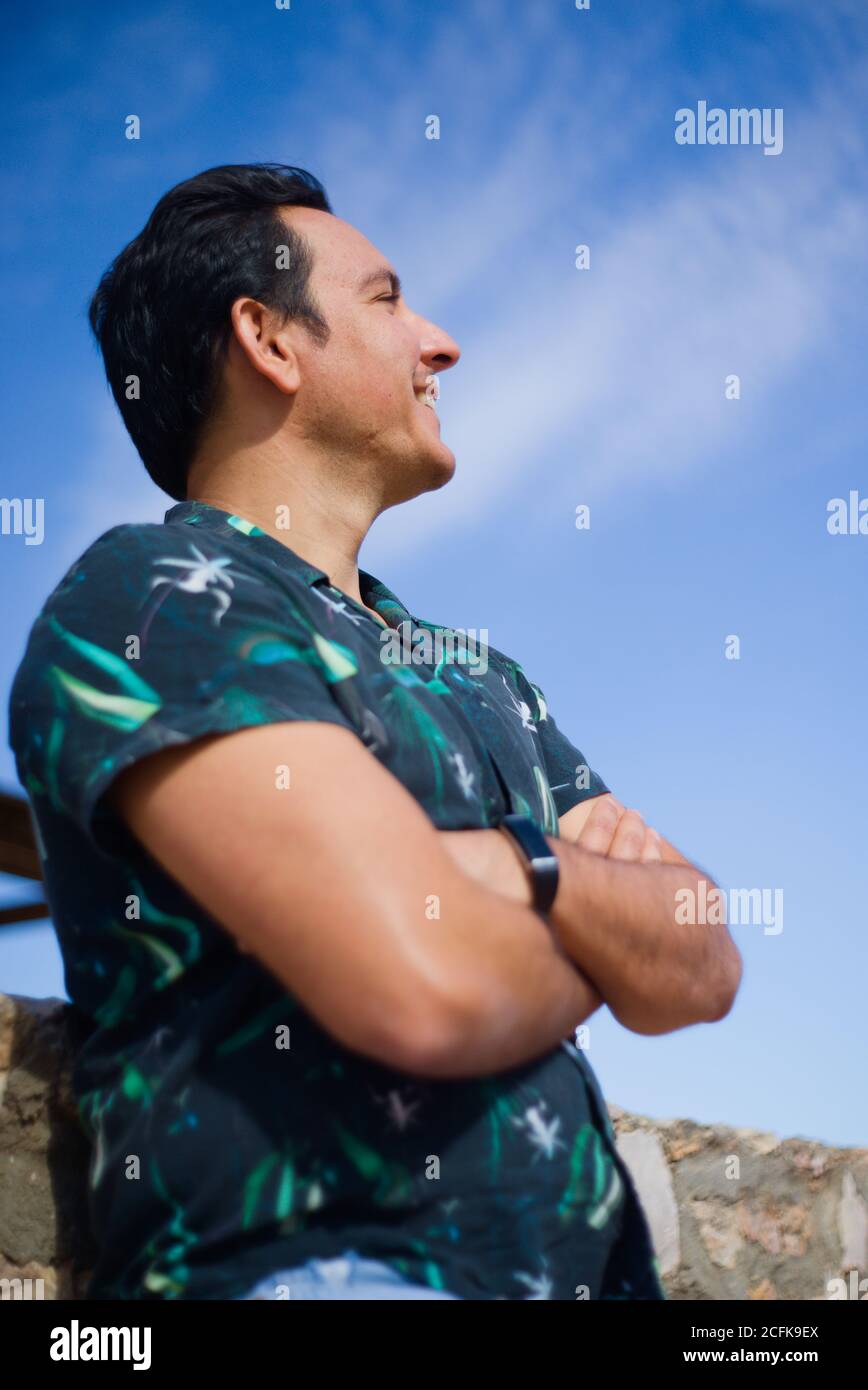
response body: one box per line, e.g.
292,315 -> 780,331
7,163 -> 741,1302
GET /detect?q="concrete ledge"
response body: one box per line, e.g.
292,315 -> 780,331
1,992 -> 865,1300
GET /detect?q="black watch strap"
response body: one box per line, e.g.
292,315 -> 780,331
498,813 -> 560,915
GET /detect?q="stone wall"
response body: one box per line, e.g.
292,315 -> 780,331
0,993 -> 96,1298
1,992 -> 865,1300
610,1106 -> 867,1300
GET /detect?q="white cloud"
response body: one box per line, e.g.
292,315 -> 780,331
34,1 -> 868,575
366,56 -> 868,558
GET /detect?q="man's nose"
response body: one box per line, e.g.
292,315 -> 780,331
420,333 -> 461,378
415,316 -> 461,373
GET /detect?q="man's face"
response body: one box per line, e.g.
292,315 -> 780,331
282,207 -> 461,504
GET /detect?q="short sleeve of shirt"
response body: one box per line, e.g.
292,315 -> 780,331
11,523 -> 359,860
513,667 -> 610,819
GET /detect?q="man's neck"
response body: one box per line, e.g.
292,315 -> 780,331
188,485 -> 377,613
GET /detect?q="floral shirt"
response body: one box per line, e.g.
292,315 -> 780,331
7,499 -> 665,1301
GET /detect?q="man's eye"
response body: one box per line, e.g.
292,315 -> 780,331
378,293 -> 400,305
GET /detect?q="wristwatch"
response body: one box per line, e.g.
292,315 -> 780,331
498,813 -> 560,915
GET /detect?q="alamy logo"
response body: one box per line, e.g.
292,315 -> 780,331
827,490 -> 868,535
0,497 -> 44,545
0,1276 -> 45,1299
675,101 -> 783,156
49,1319 -> 151,1370
675,879 -> 783,936
379,621 -> 489,675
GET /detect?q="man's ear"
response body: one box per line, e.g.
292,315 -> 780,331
229,297 -> 301,397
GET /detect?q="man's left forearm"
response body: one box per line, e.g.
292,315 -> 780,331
438,826 -> 742,1033
546,837 -> 742,1034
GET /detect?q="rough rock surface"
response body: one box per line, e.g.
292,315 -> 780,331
1,993 -> 865,1300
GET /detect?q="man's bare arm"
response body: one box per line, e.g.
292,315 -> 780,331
110,724 -> 737,1080
443,796 -> 742,1032
108,721 -> 603,1080
548,808 -> 743,1034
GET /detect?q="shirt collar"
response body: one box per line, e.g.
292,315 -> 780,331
163,499 -> 415,626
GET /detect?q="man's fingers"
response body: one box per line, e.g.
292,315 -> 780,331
574,797 -> 664,865
640,828 -> 663,863
607,809 -> 648,861
575,795 -> 622,855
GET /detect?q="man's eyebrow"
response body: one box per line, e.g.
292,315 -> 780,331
356,266 -> 402,297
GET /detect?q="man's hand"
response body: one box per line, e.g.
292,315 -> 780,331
440,796 -> 675,898
567,795 -> 663,862
560,793 -> 692,866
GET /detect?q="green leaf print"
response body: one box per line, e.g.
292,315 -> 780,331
93,964 -> 138,1028
331,1121 -> 415,1206
112,925 -> 184,988
533,764 -> 560,835
142,1158 -> 199,1296
46,616 -> 161,701
216,997 -> 297,1057
46,616 -> 161,730
275,1160 -> 294,1221
242,1153 -> 279,1229
529,681 -> 548,722
121,1063 -> 155,1106
381,682 -> 454,811
226,514 -> 267,537
237,632 -> 309,664
557,1124 -> 595,1222
242,1149 -> 300,1228
557,1125 -> 623,1230
480,1079 -> 528,1180
131,878 -> 201,965
312,631 -> 359,682
51,667 -> 161,731
587,1158 -> 624,1231
211,685 -> 272,725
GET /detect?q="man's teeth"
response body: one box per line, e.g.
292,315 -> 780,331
415,375 -> 439,408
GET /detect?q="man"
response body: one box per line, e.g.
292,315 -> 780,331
7,163 -> 741,1302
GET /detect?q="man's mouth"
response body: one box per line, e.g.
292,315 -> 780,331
414,374 -> 439,411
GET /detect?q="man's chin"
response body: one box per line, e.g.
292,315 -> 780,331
387,441 -> 456,506
420,441 -> 456,491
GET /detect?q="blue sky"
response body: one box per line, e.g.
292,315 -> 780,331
1,0 -> 866,1147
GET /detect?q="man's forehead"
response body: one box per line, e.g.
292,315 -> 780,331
280,206 -> 389,289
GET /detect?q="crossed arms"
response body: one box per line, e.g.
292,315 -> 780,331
109,721 -> 743,1079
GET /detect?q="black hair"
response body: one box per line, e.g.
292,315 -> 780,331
87,162 -> 333,500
